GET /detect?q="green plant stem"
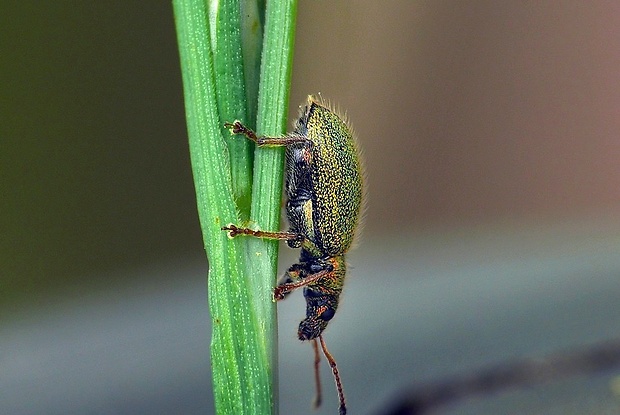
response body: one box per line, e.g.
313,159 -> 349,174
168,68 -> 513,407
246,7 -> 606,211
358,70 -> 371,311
174,0 -> 298,414
248,0 -> 298,370
209,0 -> 255,219
174,1 -> 270,414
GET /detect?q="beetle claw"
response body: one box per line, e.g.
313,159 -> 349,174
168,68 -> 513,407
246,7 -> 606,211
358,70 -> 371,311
221,224 -> 240,237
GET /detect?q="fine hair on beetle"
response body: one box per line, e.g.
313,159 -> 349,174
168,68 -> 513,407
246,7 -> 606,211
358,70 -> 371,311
223,94 -> 365,415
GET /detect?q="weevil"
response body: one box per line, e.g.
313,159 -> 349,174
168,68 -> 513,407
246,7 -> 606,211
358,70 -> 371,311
222,95 -> 364,415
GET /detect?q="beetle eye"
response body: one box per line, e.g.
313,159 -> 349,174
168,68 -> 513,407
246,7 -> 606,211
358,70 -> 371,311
309,263 -> 323,273
320,308 -> 335,321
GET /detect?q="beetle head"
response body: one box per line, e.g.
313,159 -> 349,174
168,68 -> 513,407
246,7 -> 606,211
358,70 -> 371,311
298,307 -> 336,341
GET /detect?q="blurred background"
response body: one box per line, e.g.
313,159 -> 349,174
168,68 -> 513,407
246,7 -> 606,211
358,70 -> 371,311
2,1 -> 620,414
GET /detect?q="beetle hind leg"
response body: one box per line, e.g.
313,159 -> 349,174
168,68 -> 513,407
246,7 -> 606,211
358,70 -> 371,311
224,121 -> 307,146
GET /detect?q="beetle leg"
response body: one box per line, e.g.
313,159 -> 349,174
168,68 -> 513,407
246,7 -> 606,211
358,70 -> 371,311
274,264 -> 304,300
225,121 -> 307,146
222,224 -> 303,243
273,268 -> 330,300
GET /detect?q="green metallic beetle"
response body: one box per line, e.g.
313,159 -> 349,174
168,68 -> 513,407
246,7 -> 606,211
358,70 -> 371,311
223,95 -> 364,415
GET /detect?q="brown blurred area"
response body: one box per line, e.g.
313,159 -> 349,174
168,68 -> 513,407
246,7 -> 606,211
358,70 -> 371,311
2,2 -> 620,310
292,2 -> 620,232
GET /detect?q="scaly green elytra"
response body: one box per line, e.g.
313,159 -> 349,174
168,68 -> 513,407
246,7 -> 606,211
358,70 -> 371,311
223,95 -> 364,415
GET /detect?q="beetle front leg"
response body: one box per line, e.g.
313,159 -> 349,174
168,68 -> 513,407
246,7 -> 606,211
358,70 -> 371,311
274,268 -> 330,301
274,264 -> 304,301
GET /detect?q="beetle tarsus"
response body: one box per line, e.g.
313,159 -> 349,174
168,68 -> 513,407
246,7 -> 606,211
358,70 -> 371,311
221,224 -> 242,237
224,120 -> 259,143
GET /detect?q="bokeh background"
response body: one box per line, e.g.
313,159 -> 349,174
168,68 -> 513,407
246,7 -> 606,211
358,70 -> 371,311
2,2 -> 620,414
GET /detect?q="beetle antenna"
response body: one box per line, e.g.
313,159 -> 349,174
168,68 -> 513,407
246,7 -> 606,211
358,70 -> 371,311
312,338 -> 323,408
319,335 -> 347,415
